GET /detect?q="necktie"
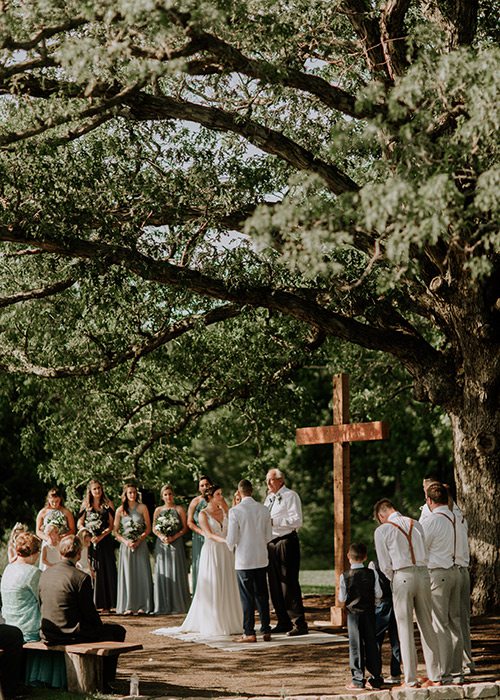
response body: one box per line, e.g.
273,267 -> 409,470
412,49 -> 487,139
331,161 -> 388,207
267,496 -> 275,512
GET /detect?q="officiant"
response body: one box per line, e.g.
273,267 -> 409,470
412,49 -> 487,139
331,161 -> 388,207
264,468 -> 308,636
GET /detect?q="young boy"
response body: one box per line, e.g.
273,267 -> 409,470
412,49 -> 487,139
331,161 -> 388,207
339,543 -> 384,690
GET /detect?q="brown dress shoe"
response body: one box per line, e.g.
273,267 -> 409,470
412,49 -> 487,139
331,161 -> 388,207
262,633 -> 272,641
421,680 -> 442,687
236,635 -> 257,642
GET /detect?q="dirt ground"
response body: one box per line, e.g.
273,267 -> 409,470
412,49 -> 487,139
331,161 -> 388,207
110,596 -> 500,698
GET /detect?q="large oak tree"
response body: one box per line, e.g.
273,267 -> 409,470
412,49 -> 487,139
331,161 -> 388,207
0,1 -> 498,611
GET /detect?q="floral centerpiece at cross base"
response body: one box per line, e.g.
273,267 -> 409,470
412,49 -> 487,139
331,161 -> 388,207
84,511 -> 103,536
120,518 -> 145,543
155,509 -> 181,537
45,509 -> 68,533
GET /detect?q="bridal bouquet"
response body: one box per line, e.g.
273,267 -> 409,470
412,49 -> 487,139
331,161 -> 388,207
45,509 -> 67,533
155,510 -> 181,537
120,518 -> 145,542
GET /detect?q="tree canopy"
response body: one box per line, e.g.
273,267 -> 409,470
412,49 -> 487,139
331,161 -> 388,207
0,0 -> 498,611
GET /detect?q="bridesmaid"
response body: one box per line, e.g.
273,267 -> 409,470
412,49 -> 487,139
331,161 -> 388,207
113,483 -> 153,615
35,487 -> 75,541
77,479 -> 117,612
187,475 -> 213,594
152,485 -> 190,614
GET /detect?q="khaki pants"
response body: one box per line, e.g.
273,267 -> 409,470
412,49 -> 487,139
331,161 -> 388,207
429,566 -> 464,682
457,566 -> 474,671
392,567 -> 441,685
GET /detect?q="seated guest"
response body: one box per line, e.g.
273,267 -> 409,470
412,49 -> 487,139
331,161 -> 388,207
0,616 -> 24,700
39,535 -> 126,689
1,532 -> 42,641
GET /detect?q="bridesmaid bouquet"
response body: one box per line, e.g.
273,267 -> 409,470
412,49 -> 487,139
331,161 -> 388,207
155,510 -> 181,537
84,511 -> 102,536
45,509 -> 67,532
120,519 -> 145,542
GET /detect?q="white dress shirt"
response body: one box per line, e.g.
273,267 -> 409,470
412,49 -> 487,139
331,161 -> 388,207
374,511 -> 428,581
420,504 -> 456,569
338,562 -> 383,604
420,501 -> 469,566
264,485 -> 302,538
225,496 -> 272,570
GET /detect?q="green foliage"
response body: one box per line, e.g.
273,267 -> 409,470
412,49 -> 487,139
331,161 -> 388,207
0,0 -> 497,597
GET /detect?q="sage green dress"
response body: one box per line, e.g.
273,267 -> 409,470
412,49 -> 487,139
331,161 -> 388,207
116,508 -> 153,613
153,508 -> 190,614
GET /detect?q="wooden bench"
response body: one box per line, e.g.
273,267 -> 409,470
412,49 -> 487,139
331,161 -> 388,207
24,640 -> 143,693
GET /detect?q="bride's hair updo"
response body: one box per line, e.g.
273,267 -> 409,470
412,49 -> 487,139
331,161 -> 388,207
205,484 -> 221,501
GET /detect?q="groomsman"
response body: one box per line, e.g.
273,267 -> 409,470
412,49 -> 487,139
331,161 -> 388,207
264,468 -> 308,636
421,482 -> 464,685
419,477 -> 474,675
226,479 -> 273,642
373,498 -> 441,688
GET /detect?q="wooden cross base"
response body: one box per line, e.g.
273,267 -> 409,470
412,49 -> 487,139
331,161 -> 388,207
330,605 -> 347,627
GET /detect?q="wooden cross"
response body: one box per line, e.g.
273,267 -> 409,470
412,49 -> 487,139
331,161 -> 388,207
296,373 -> 389,627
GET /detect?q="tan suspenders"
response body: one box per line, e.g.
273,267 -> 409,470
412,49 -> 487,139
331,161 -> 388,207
435,511 -> 457,563
388,519 -> 416,565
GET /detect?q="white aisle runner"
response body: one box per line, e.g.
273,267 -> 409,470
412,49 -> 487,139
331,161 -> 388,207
151,627 -> 346,652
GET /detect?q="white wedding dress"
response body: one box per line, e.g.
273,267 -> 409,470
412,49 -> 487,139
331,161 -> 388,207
153,512 -> 243,637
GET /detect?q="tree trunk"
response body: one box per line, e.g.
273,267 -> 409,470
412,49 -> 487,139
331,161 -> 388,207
451,395 -> 500,614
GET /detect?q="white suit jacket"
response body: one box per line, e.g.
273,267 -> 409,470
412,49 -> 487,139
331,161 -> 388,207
226,496 -> 272,570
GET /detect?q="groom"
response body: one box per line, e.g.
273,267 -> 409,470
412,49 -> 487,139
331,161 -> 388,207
226,479 -> 273,643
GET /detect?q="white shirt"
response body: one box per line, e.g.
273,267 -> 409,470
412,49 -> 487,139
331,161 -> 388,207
374,511 -> 428,581
264,485 -> 302,538
338,562 -> 383,604
226,496 -> 272,570
420,501 -> 469,566
421,504 -> 456,569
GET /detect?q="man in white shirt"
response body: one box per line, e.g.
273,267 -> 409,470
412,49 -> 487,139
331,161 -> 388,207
419,477 -> 474,675
374,498 -> 441,687
226,479 -> 273,642
421,482 -> 464,684
264,468 -> 308,635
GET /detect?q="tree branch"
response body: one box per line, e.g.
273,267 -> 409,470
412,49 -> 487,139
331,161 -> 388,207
125,92 -> 359,195
131,22 -> 361,118
0,302 -> 241,377
0,278 -> 75,308
340,0 -> 391,81
380,0 -> 411,79
0,227 -> 443,377
0,18 -> 88,51
420,0 -> 479,48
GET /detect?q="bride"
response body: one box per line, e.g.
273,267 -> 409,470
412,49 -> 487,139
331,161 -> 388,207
170,484 -> 243,636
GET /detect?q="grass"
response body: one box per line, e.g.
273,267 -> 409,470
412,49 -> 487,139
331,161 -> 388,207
299,569 -> 335,595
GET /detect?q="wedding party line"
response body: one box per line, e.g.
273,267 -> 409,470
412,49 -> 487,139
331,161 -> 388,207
0,469 -> 476,697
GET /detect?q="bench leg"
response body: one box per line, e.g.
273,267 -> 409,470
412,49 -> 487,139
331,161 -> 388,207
64,652 -> 103,694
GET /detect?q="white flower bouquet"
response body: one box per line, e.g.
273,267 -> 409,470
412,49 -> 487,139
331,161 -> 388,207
45,509 -> 67,533
120,518 -> 145,542
155,510 -> 181,537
